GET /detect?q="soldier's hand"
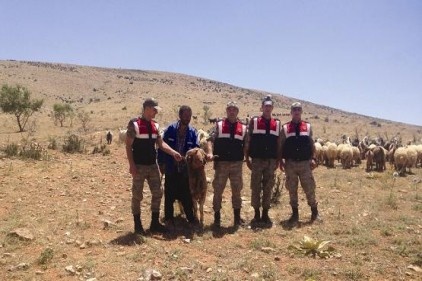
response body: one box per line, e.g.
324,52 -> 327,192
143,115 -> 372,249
310,159 -> 317,170
129,164 -> 138,176
206,153 -> 214,161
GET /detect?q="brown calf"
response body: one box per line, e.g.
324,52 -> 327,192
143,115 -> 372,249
186,148 -> 208,225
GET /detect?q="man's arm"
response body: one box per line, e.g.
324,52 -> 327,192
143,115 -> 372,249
156,135 -> 182,162
126,123 -> 138,176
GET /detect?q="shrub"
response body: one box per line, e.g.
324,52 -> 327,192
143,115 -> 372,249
62,134 -> 85,153
92,144 -> 110,156
4,143 -> 19,157
48,136 -> 58,150
19,142 -> 44,160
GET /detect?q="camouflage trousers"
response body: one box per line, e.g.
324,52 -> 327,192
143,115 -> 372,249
285,160 -> 317,208
212,161 -> 243,211
250,158 -> 278,210
131,164 -> 163,214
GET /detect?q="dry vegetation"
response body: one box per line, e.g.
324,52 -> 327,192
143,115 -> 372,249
0,60 -> 421,280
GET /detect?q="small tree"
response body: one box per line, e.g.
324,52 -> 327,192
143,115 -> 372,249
77,110 -> 91,132
52,103 -> 73,127
0,84 -> 43,132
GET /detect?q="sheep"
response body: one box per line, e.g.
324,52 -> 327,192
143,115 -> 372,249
372,146 -> 385,172
416,144 -> 422,167
394,147 -> 409,176
186,148 -> 208,225
314,142 -> 323,165
365,149 -> 374,171
339,144 -> 353,169
406,145 -> 418,173
106,131 -> 113,144
324,142 -> 338,168
118,129 -> 127,143
352,146 -> 361,165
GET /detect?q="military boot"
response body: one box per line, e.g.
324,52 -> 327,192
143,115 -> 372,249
261,208 -> 272,226
287,207 -> 299,225
251,208 -> 261,225
133,214 -> 145,235
213,211 -> 221,228
149,212 -> 167,233
234,209 -> 245,226
311,206 -> 320,222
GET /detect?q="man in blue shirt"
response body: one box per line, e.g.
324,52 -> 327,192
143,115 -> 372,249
158,105 -> 199,227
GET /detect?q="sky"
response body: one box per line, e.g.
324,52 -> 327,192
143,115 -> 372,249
1,0 -> 421,126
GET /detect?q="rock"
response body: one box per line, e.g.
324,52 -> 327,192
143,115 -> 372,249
86,278 -> 97,281
261,247 -> 275,253
8,228 -> 34,241
65,265 -> 76,275
407,265 -> 422,272
144,269 -> 162,280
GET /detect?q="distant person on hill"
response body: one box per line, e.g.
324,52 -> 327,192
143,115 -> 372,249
206,101 -> 247,228
244,95 -> 281,227
125,98 -> 182,235
158,105 -> 199,229
279,102 -> 320,226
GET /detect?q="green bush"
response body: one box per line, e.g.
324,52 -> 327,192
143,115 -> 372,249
48,136 -> 58,150
62,134 -> 85,153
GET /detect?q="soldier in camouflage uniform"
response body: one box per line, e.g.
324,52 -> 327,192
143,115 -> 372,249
206,101 -> 247,228
244,95 -> 281,227
126,98 -> 182,234
280,102 -> 319,225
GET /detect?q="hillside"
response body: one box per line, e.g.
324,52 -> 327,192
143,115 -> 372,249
1,60 -> 420,144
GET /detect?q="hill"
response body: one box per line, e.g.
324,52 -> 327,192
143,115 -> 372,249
1,60 -> 420,144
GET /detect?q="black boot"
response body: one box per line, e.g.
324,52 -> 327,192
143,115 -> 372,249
149,212 -> 167,233
261,208 -> 272,225
288,207 -> 299,225
311,206 -> 320,222
234,209 -> 245,226
133,214 -> 145,235
214,211 -> 221,228
251,208 -> 260,224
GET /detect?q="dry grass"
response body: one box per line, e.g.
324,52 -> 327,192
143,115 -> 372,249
0,60 -> 421,280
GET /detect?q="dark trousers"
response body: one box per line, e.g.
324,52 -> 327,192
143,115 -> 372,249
164,172 -> 195,223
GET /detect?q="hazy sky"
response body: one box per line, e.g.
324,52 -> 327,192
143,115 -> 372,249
1,1 -> 421,125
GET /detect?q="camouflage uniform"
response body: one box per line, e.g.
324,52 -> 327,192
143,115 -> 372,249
212,161 -> 244,211
131,164 -> 163,214
250,158 -> 278,209
284,160 -> 317,208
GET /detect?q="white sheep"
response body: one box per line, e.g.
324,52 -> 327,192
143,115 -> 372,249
118,128 -> 127,143
314,142 -> 323,164
324,142 -> 338,168
339,144 -> 353,169
394,147 -> 408,176
406,145 -> 418,173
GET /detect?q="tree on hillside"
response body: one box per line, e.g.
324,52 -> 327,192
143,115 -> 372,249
77,110 -> 91,132
52,103 -> 73,127
0,84 -> 44,132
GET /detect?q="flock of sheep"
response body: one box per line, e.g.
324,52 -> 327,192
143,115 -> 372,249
314,136 -> 422,176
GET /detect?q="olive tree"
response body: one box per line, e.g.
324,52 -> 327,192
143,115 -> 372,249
0,84 -> 43,132
52,103 -> 73,127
